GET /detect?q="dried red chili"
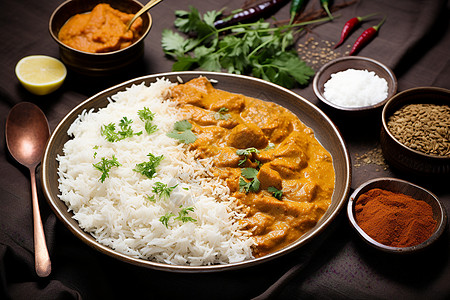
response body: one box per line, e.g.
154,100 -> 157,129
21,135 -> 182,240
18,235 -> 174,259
355,188 -> 437,248
349,16 -> 386,55
334,13 -> 378,49
214,0 -> 289,29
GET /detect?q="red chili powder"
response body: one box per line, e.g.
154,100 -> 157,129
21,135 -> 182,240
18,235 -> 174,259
355,188 -> 437,247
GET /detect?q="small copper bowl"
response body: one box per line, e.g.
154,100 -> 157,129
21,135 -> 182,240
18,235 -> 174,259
49,0 -> 152,76
380,87 -> 450,176
313,56 -> 397,112
348,177 -> 447,254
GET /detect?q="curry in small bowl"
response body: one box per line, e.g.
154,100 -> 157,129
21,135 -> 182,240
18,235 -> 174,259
58,3 -> 144,54
49,0 -> 152,75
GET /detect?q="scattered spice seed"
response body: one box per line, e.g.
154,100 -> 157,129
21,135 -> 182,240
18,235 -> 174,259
354,146 -> 388,171
297,37 -> 349,70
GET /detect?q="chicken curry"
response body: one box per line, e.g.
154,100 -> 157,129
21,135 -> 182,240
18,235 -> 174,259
58,4 -> 143,53
170,77 -> 335,257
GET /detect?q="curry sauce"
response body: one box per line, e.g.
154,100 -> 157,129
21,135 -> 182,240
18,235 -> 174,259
58,4 -> 143,53
170,77 -> 335,257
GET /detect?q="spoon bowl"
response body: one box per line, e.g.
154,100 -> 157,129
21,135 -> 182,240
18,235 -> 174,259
6,102 -> 52,277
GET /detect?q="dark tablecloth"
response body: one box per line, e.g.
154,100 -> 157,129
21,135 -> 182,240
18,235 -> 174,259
1,0 -> 449,299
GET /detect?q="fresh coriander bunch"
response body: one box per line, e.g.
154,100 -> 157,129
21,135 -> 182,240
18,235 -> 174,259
161,6 -> 331,89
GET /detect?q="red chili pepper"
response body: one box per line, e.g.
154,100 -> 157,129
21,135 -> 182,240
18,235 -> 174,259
349,16 -> 386,55
334,13 -> 378,49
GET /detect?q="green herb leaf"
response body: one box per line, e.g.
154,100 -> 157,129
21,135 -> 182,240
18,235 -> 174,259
236,147 -> 260,166
152,182 -> 178,200
101,117 -> 142,142
239,168 -> 260,193
133,153 -> 164,178
236,147 -> 260,156
138,107 -> 158,135
174,206 -> 197,223
101,123 -> 118,142
160,212 -> 175,228
268,186 -> 283,200
241,167 -> 259,179
161,7 -> 321,88
167,120 -> 197,144
146,195 -> 156,202
92,155 -> 121,183
214,107 -> 230,120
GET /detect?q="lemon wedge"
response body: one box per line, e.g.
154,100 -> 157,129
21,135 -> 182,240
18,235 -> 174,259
15,55 -> 67,96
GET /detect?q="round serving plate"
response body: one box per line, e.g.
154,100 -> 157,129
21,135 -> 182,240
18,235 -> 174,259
41,71 -> 352,272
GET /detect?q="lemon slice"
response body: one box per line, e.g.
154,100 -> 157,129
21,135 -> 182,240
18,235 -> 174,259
15,55 -> 67,96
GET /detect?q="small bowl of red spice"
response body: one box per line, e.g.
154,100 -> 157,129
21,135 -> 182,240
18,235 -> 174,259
347,177 -> 447,253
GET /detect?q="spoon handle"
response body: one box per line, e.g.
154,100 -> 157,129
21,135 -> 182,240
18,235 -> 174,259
126,0 -> 163,31
30,168 -> 51,277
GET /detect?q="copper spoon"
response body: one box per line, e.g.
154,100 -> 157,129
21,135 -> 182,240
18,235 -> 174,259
5,102 -> 51,277
126,0 -> 163,31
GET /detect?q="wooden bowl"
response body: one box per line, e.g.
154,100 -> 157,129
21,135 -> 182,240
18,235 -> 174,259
348,177 -> 447,254
380,87 -> 450,176
313,56 -> 397,112
49,0 -> 152,76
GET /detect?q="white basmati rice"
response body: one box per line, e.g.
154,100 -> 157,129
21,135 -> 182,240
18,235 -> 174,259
57,78 -> 254,265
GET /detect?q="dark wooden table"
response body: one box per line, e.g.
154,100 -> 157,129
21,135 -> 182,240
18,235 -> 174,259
1,0 -> 449,299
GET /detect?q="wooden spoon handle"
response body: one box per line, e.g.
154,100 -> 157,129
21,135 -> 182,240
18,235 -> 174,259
30,168 -> 51,277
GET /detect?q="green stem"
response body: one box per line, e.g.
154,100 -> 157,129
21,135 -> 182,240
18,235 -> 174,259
373,15 -> 387,31
183,15 -> 335,54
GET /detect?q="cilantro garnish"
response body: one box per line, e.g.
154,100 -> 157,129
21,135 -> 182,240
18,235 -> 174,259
152,182 -> 178,200
166,120 -> 197,144
138,107 -> 158,134
101,117 -> 142,142
146,194 -> 156,202
161,6 -> 324,88
236,147 -> 260,166
92,155 -> 121,183
174,206 -> 197,223
268,186 -> 283,200
160,212 -> 175,228
214,107 -> 230,120
239,168 -> 260,193
133,153 -> 164,178
159,206 -> 196,228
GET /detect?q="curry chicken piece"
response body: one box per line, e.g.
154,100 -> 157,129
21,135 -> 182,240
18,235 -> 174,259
227,123 -> 268,149
169,77 -> 335,257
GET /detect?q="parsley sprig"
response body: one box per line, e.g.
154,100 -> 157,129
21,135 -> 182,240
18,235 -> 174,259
166,120 -> 197,144
161,6 -> 332,88
92,155 -> 121,183
133,153 -> 164,178
101,117 -> 142,142
268,186 -> 283,200
160,212 -> 175,228
175,206 -> 197,223
236,147 -> 260,166
152,182 -> 178,200
214,107 -> 230,120
138,107 -> 158,134
239,168 -> 260,193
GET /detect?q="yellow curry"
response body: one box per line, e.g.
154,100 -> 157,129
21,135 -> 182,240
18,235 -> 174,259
170,77 -> 335,257
58,3 -> 143,53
